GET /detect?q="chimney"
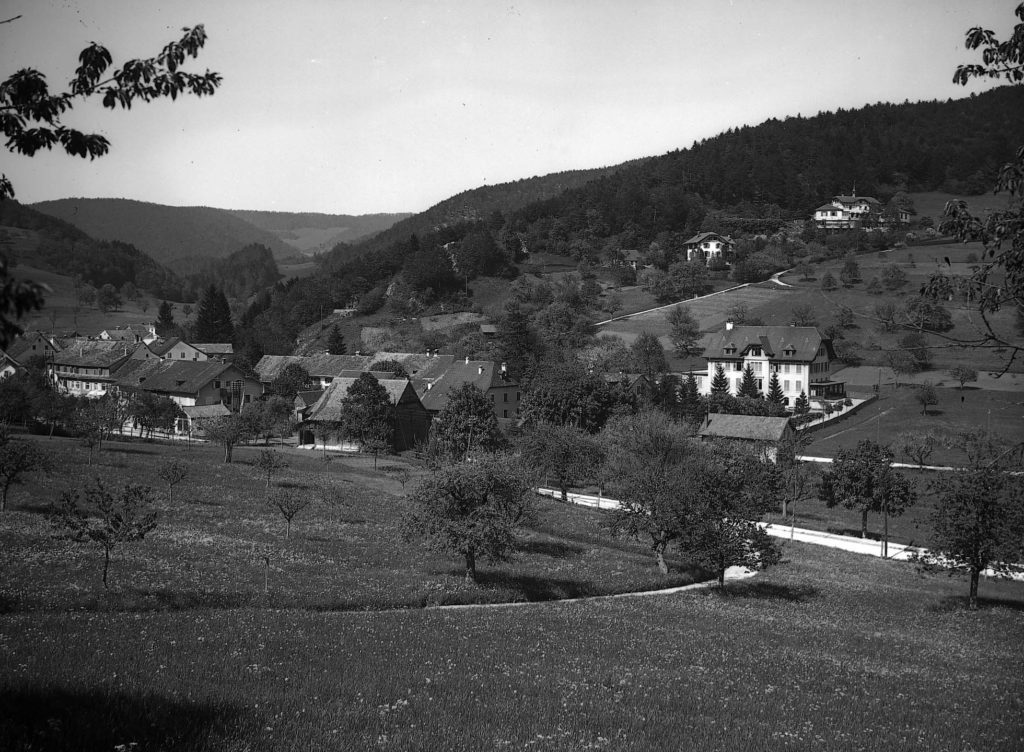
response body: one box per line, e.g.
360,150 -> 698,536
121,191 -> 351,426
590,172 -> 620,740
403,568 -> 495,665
478,366 -> 484,375
725,321 -> 734,331
465,356 -> 470,365
500,362 -> 507,378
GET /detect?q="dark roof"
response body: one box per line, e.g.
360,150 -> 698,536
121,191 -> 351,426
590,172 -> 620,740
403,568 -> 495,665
815,203 -> 842,212
294,390 -> 325,409
254,352 -> 457,383
419,360 -> 515,412
182,403 -> 231,419
703,326 -> 830,363
113,359 -> 237,394
192,343 -> 234,355
305,377 -> 420,422
833,195 -> 880,205
684,232 -> 734,246
698,415 -> 792,442
52,340 -> 140,368
147,337 -> 180,356
7,332 -> 60,360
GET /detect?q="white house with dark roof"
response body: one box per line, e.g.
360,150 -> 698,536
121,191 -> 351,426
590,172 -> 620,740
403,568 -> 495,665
113,359 -> 262,413
48,340 -> 140,397
684,232 -> 734,265
700,324 -> 844,405
813,193 -> 890,230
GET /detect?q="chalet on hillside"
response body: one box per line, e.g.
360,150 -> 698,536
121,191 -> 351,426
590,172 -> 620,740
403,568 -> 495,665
701,324 -> 844,405
684,232 -> 734,265
100,324 -> 157,345
302,376 -> 431,452
812,193 -> 908,230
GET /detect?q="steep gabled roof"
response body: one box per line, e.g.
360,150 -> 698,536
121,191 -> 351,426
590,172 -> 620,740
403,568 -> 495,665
254,354 -> 375,382
419,360 -> 515,412
698,414 -> 792,442
833,195 -> 880,205
305,377 -> 420,422
192,343 -> 234,355
182,403 -> 231,420
703,326 -> 829,363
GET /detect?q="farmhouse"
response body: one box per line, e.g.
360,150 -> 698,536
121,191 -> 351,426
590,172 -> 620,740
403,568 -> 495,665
700,324 -> 845,405
684,232 -> 733,265
48,340 -> 139,396
302,376 -> 431,452
99,324 -> 158,345
0,350 -> 23,379
7,331 -> 62,362
419,358 -> 521,428
113,359 -> 263,414
150,337 -> 234,362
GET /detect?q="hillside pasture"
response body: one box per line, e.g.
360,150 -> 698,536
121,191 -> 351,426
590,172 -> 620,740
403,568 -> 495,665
1,541 -> 1020,751
0,436 -> 707,614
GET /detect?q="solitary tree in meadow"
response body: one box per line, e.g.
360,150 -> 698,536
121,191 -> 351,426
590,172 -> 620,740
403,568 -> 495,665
256,450 -> 289,489
948,366 -> 978,391
50,479 -> 158,589
403,453 -> 534,583
157,458 -> 189,504
895,431 -> 940,471
915,381 -> 939,415
519,423 -> 601,503
267,486 -> 311,541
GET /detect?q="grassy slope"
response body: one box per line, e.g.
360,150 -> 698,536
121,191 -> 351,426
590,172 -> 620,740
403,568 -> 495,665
0,543 -> 1020,751
0,436 -> 704,613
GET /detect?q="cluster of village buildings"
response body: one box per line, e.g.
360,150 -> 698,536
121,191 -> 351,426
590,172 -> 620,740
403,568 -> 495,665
1,314 -> 845,454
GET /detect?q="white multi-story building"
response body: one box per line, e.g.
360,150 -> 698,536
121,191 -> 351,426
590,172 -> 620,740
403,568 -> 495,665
698,324 -> 845,406
683,232 -> 734,265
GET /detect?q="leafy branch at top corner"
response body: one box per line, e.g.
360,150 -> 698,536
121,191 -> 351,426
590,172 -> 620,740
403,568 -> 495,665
0,24 -> 222,201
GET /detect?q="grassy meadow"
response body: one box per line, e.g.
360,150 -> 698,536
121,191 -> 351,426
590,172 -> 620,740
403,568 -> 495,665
1,539 -> 1021,751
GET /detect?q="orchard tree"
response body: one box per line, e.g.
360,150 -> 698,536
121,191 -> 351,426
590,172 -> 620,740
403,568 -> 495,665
519,423 -> 601,503
915,381 -> 939,415
267,486 -> 310,541
0,435 -> 49,512
270,364 -> 312,401
666,305 -> 703,357
255,449 -> 289,489
50,478 -> 158,589
818,440 -> 917,544
402,453 -> 534,583
0,24 -> 221,346
157,458 -> 189,504
918,465 -> 1024,610
895,430 -> 940,471
203,413 -> 250,463
948,366 -> 978,391
432,382 -> 503,460
789,303 -> 817,327
630,331 -> 667,382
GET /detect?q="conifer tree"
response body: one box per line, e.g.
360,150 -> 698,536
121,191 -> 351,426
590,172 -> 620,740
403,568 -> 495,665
737,364 -> 761,398
194,285 -> 235,343
820,271 -> 838,292
710,364 -> 730,395
767,371 -> 785,405
794,391 -> 810,414
155,300 -> 176,337
327,324 -> 347,355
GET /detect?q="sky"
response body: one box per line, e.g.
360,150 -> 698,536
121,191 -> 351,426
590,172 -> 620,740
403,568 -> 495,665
0,0 -> 1013,215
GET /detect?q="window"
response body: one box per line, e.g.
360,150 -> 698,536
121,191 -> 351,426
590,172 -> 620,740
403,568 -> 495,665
503,392 -> 508,403
516,392 -> 521,401
750,347 -> 761,357
796,380 -> 802,391
244,394 -> 251,404
734,362 -> 742,372
180,352 -> 185,359
490,394 -> 495,402
783,364 -> 790,374
756,378 -> 763,390
751,362 -> 762,374
784,380 -> 790,391
502,410 -> 508,419
214,380 -> 221,389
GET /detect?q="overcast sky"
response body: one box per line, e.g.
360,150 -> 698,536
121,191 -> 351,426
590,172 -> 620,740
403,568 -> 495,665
0,0 -> 1011,215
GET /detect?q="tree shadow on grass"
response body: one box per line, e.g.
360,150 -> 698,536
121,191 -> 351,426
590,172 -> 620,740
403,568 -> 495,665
723,581 -> 819,602
931,593 -> 1024,613
516,538 -> 586,559
462,570 -> 599,602
0,687 -> 251,751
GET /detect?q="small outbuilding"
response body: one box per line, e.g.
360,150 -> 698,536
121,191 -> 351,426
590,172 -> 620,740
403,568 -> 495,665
698,414 -> 794,462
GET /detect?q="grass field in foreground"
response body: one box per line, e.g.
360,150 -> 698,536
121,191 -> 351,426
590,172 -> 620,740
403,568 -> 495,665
0,435 -> 705,614
1,543 -> 1020,751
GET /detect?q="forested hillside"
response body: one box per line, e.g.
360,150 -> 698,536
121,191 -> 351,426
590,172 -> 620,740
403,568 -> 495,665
323,164 -> 640,270
234,88 -> 1022,361
30,198 -> 296,272
0,200 -> 188,301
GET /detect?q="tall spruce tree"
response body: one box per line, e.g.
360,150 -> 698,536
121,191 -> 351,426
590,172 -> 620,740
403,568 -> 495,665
327,325 -> 347,355
710,364 -> 730,395
194,285 -> 235,343
737,364 -> 761,398
155,300 -> 176,337
766,371 -> 785,405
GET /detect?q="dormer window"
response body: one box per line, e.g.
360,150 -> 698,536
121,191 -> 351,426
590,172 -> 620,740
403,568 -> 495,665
749,346 -> 761,357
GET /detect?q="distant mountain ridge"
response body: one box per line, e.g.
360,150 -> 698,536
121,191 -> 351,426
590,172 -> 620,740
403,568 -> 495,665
28,198 -> 410,274
228,209 -> 412,255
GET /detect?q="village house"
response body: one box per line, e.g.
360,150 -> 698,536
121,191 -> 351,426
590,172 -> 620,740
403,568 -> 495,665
99,324 -> 158,345
150,337 -> 234,362
112,359 -> 263,424
812,193 -> 908,230
700,324 -> 845,406
7,331 -> 62,363
0,350 -> 24,379
48,340 -> 139,397
684,232 -> 734,265
419,358 -> 521,428
301,376 -> 431,452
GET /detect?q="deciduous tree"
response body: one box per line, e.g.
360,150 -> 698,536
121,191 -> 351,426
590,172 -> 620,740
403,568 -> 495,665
432,382 -> 503,460
519,423 -> 600,503
157,458 -> 188,504
403,453 -> 534,583
0,435 -> 48,512
948,365 -> 978,390
666,305 -> 702,358
50,478 -> 158,588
